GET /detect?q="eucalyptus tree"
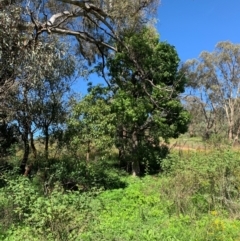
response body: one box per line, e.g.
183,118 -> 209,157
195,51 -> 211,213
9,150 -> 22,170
31,67 -> 75,160
0,2 -> 27,101
7,36 -> 76,172
184,41 -> 240,143
20,0 -> 158,49
2,0 -> 160,92
183,95 -> 226,140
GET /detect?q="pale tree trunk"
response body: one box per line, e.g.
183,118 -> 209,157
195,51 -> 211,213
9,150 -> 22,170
224,100 -> 234,141
227,97 -> 240,143
227,111 -> 234,141
232,123 -> 240,145
229,104 -> 234,141
131,131 -> 140,176
132,159 -> 140,176
228,125 -> 233,141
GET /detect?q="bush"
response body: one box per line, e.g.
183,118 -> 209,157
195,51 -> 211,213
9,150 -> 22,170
0,175 -> 102,240
160,149 -> 240,216
42,156 -> 127,191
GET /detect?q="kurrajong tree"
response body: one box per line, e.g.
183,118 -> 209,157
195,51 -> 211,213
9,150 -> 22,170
106,28 -> 190,176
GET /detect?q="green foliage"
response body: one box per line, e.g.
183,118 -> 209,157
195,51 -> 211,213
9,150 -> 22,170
1,155 -> 240,240
66,85 -> 116,160
30,155 -> 127,192
3,3 -> 240,241
184,41 -> 240,142
78,176 -> 240,241
0,174 -> 102,240
0,121 -> 18,158
161,150 -> 240,216
106,27 -> 190,174
80,176 -> 165,240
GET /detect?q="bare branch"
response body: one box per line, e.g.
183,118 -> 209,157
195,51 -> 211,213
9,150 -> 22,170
50,27 -> 117,51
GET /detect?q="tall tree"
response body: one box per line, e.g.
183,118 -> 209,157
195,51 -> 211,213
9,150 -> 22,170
6,36 -> 76,172
30,39 -> 75,159
107,28 -> 190,176
183,41 -> 240,143
183,95 -> 226,140
32,78 -> 73,160
0,2 -> 26,100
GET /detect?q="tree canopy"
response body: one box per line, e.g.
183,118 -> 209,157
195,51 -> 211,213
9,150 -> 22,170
66,28 -> 190,175
10,0 -> 159,62
0,0 -> 189,176
107,28 -> 189,175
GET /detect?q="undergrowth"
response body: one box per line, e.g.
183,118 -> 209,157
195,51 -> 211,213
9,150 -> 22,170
0,150 -> 240,240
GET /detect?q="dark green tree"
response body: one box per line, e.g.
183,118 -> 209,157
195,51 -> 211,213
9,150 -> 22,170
107,28 -> 190,175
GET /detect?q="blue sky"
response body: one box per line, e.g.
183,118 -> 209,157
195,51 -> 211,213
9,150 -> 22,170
75,0 -> 240,95
158,0 -> 240,62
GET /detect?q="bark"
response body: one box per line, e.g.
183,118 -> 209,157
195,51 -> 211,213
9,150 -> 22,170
30,130 -> 37,158
23,0 -> 158,55
233,125 -> 240,145
131,131 -> 140,176
228,127 -> 233,141
20,124 -> 30,175
227,104 -> 234,141
24,163 -> 32,177
86,140 -> 90,162
132,159 -> 140,177
28,5 -> 117,52
44,126 -> 49,160
117,125 -> 127,167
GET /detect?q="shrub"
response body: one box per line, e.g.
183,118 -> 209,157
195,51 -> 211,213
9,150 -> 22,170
160,149 -> 240,216
0,175 -> 101,240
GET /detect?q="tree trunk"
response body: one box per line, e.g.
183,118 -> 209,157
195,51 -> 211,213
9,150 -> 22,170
131,131 -> 140,176
132,159 -> 140,176
233,125 -> 240,146
228,125 -> 233,140
20,125 -> 30,175
86,140 -> 90,162
227,107 -> 234,141
24,163 -> 32,177
44,126 -> 49,160
30,130 -> 37,158
117,125 -> 127,168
